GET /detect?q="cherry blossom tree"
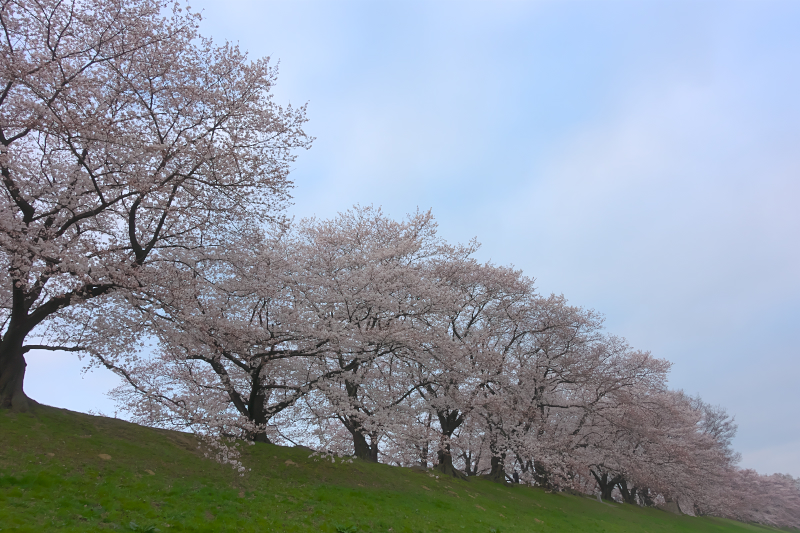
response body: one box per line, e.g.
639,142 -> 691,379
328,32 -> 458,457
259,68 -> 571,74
106,226 -> 333,443
0,0 -> 311,410
278,207 -> 458,461
406,260 -> 536,478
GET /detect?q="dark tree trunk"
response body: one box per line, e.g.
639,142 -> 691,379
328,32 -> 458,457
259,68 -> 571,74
418,440 -> 429,468
336,378 -> 379,462
433,409 -> 467,479
481,433 -> 507,483
246,378 -> 272,444
246,408 -> 271,443
417,412 -> 432,467
515,456 -> 537,484
533,461 -> 553,489
0,333 -> 36,411
353,428 -> 372,460
639,488 -> 655,507
435,445 -> 467,479
617,479 -> 638,505
461,449 -> 480,476
517,456 -> 533,477
250,431 -> 270,444
591,470 -> 622,501
341,416 -> 379,462
481,455 -> 507,483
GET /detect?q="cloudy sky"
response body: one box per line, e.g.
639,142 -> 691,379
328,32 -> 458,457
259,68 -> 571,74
26,0 -> 800,476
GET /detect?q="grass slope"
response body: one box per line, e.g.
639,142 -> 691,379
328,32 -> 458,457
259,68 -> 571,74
0,406 -> 787,533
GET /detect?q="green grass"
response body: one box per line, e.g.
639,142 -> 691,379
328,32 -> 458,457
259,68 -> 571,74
0,406 -> 790,532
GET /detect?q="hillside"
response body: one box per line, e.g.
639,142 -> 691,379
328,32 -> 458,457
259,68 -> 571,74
0,406 -> 787,532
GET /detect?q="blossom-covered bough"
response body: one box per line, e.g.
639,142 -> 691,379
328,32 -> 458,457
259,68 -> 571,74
0,0 -> 311,410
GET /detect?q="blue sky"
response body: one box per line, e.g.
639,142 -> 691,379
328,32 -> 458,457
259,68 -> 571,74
26,0 -> 800,476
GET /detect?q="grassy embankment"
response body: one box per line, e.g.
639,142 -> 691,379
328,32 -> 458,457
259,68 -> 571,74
0,406 -> 789,532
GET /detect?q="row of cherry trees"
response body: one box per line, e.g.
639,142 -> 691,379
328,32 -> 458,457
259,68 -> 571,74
104,207 -> 799,528
2,0 -> 797,528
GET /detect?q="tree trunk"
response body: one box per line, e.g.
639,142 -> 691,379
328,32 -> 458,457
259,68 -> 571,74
337,378 -> 378,462
246,384 -> 272,444
0,335 -> 36,411
617,479 -> 638,505
342,416 -> 379,462
591,470 -> 622,501
434,409 -> 467,479
418,440 -> 429,467
481,455 -> 507,483
418,412 -> 432,467
435,444 -> 467,479
517,456 -> 535,484
461,449 -> 480,476
533,461 -> 553,489
482,431 -> 507,483
353,429 -> 373,460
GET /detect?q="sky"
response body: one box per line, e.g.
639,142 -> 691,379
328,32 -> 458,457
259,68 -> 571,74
25,0 -> 800,477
